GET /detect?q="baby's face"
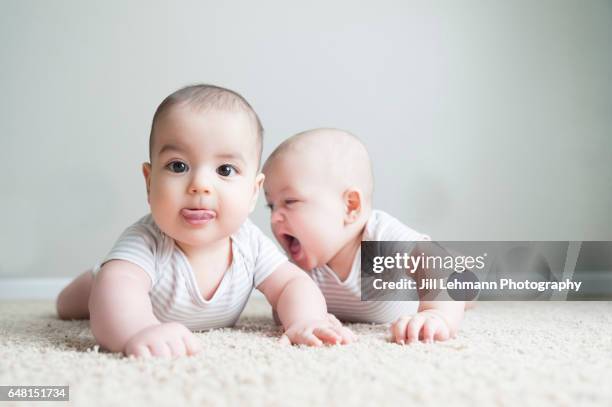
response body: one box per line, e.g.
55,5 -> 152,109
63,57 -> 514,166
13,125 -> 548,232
144,106 -> 263,250
263,153 -> 348,271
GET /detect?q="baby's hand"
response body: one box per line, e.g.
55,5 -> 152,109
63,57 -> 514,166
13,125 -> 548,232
325,312 -> 343,329
280,317 -> 356,346
391,310 -> 453,344
124,322 -> 202,358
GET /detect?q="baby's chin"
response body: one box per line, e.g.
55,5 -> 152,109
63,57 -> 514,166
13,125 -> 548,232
292,250 -> 326,271
170,229 -> 228,250
290,256 -> 315,272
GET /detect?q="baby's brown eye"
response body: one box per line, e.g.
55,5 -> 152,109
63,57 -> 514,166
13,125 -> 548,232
217,164 -> 237,177
167,161 -> 188,173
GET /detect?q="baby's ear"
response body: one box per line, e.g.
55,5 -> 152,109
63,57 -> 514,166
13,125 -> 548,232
249,173 -> 266,213
142,162 -> 152,203
343,188 -> 362,224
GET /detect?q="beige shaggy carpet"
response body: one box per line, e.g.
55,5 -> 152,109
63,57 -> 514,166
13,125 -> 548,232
0,298 -> 611,407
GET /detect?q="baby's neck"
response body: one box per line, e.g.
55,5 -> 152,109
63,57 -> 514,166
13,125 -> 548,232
176,237 -> 232,265
176,237 -> 232,301
327,221 -> 368,282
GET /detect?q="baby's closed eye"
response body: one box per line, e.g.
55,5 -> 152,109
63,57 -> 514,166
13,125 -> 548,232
266,199 -> 300,211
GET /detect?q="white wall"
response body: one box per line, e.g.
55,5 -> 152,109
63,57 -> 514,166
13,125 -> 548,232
1,0 -> 611,279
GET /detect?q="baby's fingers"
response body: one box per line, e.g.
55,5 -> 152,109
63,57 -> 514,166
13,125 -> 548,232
294,331 -> 324,346
421,313 -> 451,342
326,313 -> 343,329
406,314 -> 427,344
313,327 -> 342,345
148,341 -> 172,358
422,318 -> 440,343
433,319 -> 451,342
333,326 -> 357,344
280,331 -> 323,347
391,316 -> 411,344
294,329 -> 325,346
128,344 -> 152,359
302,332 -> 324,347
183,334 -> 202,356
167,338 -> 187,357
279,333 -> 292,346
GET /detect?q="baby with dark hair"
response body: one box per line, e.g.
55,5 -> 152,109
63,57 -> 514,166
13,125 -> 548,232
148,84 -> 264,162
57,85 -> 354,358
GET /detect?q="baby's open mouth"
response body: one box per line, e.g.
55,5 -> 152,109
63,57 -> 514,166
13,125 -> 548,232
282,234 -> 302,256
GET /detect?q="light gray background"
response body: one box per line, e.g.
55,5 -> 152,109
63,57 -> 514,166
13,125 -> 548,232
1,0 -> 611,278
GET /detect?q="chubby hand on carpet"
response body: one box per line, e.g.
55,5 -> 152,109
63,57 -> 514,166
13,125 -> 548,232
280,317 -> 356,346
124,322 -> 202,358
391,309 -> 454,344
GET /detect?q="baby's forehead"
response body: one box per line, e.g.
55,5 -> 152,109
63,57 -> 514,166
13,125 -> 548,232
266,140 -> 366,177
264,173 -> 339,199
264,153 -> 340,192
264,130 -> 373,199
153,106 -> 260,162
264,148 -> 319,176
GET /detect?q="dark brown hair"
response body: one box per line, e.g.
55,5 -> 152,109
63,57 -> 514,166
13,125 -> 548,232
149,84 -> 264,165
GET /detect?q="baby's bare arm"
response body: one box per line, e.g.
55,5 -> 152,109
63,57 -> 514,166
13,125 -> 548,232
88,260 -> 159,353
56,270 -> 94,320
258,262 -> 326,325
258,262 -> 355,345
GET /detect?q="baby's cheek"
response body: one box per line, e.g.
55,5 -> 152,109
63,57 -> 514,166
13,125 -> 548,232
151,191 -> 173,214
305,217 -> 330,240
221,196 -> 250,225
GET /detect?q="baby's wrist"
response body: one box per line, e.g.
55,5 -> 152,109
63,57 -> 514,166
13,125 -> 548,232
126,322 -> 162,341
419,309 -> 451,326
284,315 -> 327,331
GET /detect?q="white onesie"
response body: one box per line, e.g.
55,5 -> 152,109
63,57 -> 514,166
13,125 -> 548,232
92,214 -> 287,331
309,210 -> 430,323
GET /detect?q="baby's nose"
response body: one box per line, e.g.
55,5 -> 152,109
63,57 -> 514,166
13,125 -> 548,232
270,209 -> 284,224
190,184 -> 211,194
188,172 -> 213,194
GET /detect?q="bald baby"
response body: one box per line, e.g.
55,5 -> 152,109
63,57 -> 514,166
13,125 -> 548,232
264,128 -> 374,211
263,128 -> 465,343
262,128 -> 375,275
